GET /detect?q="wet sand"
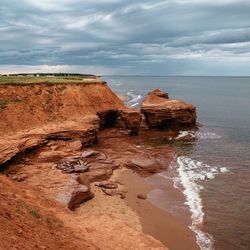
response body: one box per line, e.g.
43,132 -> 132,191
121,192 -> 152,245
114,169 -> 199,250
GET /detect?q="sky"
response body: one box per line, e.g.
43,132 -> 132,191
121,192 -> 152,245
0,0 -> 250,75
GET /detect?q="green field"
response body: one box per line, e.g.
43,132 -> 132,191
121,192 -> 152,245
0,75 -> 103,85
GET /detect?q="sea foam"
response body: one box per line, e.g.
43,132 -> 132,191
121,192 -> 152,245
176,130 -> 222,140
174,156 -> 229,250
126,91 -> 143,107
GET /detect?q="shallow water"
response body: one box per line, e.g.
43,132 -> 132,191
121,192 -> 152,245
104,76 -> 250,250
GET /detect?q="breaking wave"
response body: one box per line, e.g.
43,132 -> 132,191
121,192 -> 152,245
126,90 -> 143,108
176,130 -> 222,140
173,156 -> 229,250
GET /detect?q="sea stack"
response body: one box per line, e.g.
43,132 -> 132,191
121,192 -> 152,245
141,89 -> 196,129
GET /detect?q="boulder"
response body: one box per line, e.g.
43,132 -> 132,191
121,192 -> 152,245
137,194 -> 147,200
68,185 -> 94,210
141,89 -> 196,129
125,157 -> 165,175
68,140 -> 82,151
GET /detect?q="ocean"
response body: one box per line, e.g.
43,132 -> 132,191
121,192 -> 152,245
104,76 -> 250,250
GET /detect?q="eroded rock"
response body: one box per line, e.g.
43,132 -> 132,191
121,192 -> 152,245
81,150 -> 99,158
39,151 -> 68,162
79,169 -> 113,183
59,150 -> 118,185
68,140 -> 82,151
95,180 -> 118,189
117,109 -> 142,136
0,115 -> 100,167
68,185 -> 94,210
57,156 -> 89,174
101,188 -> 126,199
141,89 -> 196,129
125,157 -> 165,175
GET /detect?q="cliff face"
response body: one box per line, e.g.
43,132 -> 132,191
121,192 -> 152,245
0,82 -> 124,134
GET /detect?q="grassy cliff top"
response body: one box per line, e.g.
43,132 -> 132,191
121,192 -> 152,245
0,75 -> 105,85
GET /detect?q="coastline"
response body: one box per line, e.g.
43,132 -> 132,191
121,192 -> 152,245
74,168 -> 199,249
114,169 -> 199,250
0,80 -> 201,249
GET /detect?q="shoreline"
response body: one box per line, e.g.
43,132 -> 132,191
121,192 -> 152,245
114,169 -> 199,250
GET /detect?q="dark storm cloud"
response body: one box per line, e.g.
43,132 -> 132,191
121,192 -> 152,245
0,0 -> 250,75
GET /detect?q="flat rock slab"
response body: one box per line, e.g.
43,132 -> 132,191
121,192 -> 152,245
39,151 -> 68,162
95,181 -> 118,189
125,157 -> 164,175
79,168 -> 113,183
101,188 -> 126,199
81,150 -> 99,158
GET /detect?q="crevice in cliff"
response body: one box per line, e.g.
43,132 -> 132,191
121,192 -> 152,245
0,146 -> 40,172
98,110 -> 118,128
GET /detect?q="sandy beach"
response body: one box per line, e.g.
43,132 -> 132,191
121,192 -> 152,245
115,169 -> 199,250
78,167 -> 199,250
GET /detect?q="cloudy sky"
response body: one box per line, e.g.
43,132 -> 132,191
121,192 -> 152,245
0,0 -> 250,75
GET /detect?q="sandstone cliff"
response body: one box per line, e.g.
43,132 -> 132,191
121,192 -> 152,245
0,81 -> 124,134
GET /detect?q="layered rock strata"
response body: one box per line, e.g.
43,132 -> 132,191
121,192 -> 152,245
116,109 -> 142,135
141,89 -> 196,128
0,115 -> 99,166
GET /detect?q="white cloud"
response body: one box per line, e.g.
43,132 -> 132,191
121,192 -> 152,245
0,0 -> 250,75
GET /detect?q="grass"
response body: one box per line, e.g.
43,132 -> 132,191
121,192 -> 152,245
0,100 -> 9,108
0,76 -> 104,85
46,216 -> 64,229
0,99 -> 22,108
30,208 -> 41,218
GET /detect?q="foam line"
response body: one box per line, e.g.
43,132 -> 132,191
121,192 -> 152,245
176,130 -> 222,140
175,156 -> 229,250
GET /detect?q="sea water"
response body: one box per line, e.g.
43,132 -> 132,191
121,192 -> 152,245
104,76 -> 250,250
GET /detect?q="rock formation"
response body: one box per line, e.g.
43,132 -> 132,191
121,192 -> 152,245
0,82 -> 124,134
141,89 -> 196,129
0,115 -> 99,166
117,108 -> 142,135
